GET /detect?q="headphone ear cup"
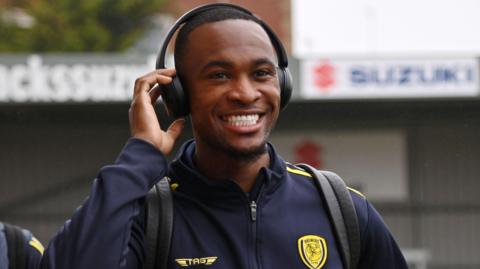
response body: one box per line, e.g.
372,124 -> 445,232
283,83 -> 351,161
160,76 -> 189,118
278,67 -> 293,109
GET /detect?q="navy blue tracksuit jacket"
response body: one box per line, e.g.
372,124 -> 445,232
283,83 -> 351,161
41,138 -> 408,269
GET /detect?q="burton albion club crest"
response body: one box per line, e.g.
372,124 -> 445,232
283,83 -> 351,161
298,235 -> 328,269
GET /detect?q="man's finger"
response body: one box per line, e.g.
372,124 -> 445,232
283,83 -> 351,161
133,70 -> 175,97
148,84 -> 162,105
133,75 -> 172,97
166,118 -> 185,141
157,68 -> 176,77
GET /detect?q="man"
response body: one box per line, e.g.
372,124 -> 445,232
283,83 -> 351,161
41,4 -> 408,269
0,221 -> 44,269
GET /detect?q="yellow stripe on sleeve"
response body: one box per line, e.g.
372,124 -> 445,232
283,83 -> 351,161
287,166 -> 367,199
286,166 -> 312,177
29,237 -> 44,255
347,187 -> 366,199
170,183 -> 179,191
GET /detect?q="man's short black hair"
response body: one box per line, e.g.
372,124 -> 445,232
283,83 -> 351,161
173,7 -> 263,82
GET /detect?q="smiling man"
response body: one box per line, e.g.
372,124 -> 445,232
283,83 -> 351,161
179,18 -> 281,192
41,3 -> 407,269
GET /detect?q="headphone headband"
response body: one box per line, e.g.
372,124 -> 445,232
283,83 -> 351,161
155,3 -> 289,69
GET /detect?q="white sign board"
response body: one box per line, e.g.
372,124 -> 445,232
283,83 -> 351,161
0,55 -> 156,102
270,129 -> 408,201
292,0 -> 480,56
301,58 -> 479,99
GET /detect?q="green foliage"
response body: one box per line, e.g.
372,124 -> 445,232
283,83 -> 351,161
0,0 -> 167,52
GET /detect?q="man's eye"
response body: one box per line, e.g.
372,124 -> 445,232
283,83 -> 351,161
210,72 -> 228,79
254,69 -> 273,77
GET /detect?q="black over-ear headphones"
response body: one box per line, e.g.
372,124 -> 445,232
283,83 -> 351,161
156,3 -> 292,118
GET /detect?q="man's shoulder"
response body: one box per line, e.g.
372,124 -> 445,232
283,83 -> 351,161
283,163 -> 370,222
284,163 -> 367,197
284,163 -> 315,179
0,222 -> 44,268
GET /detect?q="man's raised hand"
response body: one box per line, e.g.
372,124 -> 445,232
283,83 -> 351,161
129,69 -> 185,155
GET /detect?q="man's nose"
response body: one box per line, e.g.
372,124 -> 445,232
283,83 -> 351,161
226,75 -> 261,105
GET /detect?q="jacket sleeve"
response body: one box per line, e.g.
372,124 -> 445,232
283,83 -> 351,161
25,233 -> 44,269
41,138 -> 168,269
354,195 -> 409,269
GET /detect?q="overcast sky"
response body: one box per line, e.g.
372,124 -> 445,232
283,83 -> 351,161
292,0 -> 480,57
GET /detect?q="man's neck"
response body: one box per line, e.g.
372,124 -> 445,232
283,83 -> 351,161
193,145 -> 270,193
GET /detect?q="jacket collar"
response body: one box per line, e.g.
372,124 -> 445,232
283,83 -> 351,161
169,140 -> 286,203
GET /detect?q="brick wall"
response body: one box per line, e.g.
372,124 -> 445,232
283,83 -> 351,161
164,0 -> 291,52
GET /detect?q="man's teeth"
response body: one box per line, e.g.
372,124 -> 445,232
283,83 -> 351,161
226,114 -> 259,126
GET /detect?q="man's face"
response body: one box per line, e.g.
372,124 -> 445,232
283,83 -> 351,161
180,19 -> 281,160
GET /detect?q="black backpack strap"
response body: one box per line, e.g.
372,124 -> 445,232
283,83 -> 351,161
3,223 -> 27,269
145,177 -> 174,269
297,164 -> 361,269
321,170 -> 361,269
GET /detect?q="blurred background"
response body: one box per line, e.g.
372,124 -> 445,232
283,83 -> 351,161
1,0 -> 479,268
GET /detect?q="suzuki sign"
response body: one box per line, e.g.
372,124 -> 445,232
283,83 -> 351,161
301,58 -> 479,99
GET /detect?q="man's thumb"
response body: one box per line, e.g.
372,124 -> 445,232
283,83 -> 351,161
166,118 -> 185,141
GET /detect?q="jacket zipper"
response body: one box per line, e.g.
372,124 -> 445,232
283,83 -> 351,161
247,182 -> 265,269
248,199 -> 259,269
250,181 -> 265,222
250,201 -> 257,222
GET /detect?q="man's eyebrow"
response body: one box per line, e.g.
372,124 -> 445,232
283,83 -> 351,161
200,58 -> 277,73
201,60 -> 233,72
253,58 -> 277,68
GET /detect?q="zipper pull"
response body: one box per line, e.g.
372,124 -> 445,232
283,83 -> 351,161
250,201 -> 257,222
